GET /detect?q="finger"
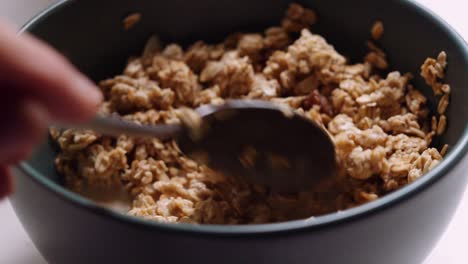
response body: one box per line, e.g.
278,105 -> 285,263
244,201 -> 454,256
0,20 -> 102,122
0,98 -> 49,164
0,166 -> 12,199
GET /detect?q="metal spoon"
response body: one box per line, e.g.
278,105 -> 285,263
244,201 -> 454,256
57,100 -> 336,193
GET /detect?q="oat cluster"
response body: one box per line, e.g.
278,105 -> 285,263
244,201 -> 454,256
53,3 -> 448,224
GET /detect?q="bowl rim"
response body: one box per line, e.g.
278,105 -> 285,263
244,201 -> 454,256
16,0 -> 468,237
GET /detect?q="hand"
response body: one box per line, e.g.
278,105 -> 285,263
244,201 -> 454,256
0,20 -> 102,199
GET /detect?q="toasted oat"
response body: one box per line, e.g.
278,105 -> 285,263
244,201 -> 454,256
200,51 -> 255,97
431,116 -> 438,132
238,34 -> 264,63
123,13 -> 141,30
57,129 -> 98,151
365,51 -> 388,70
303,89 -> 333,116
438,94 -> 449,114
142,35 -> 162,65
405,86 -> 427,116
102,76 -> 175,113
441,84 -> 451,94
239,146 -> 258,168
421,51 -> 448,95
264,29 -> 346,92
371,21 -> 384,40
440,144 -> 449,156
365,41 -> 388,70
184,41 -> 225,73
281,3 -> 317,32
264,27 -> 291,50
148,56 -> 200,105
162,44 -> 184,61
176,108 -> 204,141
437,115 -> 447,135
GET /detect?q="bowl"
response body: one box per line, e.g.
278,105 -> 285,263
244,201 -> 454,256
10,0 -> 468,263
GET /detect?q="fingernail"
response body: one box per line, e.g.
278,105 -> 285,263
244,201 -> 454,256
74,75 -> 103,106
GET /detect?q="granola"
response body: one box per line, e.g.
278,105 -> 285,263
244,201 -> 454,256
53,3 -> 448,224
371,21 -> 384,41
122,13 -> 141,31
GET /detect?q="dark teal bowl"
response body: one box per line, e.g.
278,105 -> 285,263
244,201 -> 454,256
10,0 -> 468,263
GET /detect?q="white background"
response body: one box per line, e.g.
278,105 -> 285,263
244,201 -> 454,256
0,0 -> 466,263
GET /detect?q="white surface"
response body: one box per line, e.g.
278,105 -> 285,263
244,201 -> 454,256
0,0 -> 467,263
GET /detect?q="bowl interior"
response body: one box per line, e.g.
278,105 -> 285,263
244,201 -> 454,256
25,0 -> 468,208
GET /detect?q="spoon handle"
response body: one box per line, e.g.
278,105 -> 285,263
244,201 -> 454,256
54,115 -> 184,140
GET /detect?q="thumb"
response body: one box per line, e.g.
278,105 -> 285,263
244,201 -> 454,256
0,166 -> 12,199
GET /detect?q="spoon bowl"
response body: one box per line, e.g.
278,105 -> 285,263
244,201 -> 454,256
180,100 -> 336,193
